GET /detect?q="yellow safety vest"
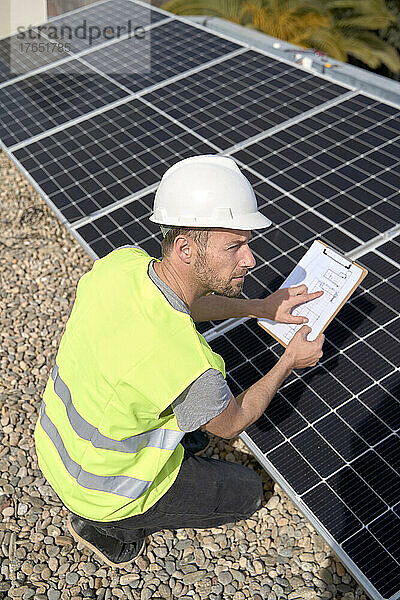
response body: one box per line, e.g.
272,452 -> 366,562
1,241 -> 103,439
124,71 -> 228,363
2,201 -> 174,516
34,248 -> 225,522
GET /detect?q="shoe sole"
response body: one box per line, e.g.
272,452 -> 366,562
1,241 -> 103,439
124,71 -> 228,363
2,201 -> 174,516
67,516 -> 146,569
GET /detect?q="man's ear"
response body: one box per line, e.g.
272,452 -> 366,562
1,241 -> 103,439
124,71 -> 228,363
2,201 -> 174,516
174,235 -> 193,264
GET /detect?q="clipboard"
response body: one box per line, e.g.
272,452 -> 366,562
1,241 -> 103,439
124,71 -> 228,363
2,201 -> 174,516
258,240 -> 368,348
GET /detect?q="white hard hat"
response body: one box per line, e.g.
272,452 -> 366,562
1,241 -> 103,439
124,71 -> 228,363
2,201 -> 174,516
150,155 -> 272,231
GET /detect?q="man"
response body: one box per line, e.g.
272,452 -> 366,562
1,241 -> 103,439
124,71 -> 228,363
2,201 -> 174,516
34,155 -> 324,568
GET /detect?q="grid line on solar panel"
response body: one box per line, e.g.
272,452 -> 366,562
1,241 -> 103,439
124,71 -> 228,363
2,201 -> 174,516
83,19 -> 242,94
11,98 -> 217,224
143,50 -> 350,151
0,61 -> 130,148
374,233 -> 400,269
231,94 -> 400,243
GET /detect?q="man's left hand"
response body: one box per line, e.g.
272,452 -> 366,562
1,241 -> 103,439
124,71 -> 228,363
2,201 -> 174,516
255,285 -> 324,324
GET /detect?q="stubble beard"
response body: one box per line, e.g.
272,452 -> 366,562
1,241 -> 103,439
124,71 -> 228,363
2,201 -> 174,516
193,250 -> 244,298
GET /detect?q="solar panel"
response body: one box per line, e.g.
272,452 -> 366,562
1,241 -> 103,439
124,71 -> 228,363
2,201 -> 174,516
83,19 -> 242,94
231,94 -> 400,242
0,61 -> 128,148
144,49 -> 349,150
208,253 -> 399,599
11,99 -> 216,223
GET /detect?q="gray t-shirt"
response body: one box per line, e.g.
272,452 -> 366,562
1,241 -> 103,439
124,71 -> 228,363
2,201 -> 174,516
148,260 -> 232,432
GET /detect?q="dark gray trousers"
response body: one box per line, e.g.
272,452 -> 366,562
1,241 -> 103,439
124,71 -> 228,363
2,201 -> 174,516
73,449 -> 263,544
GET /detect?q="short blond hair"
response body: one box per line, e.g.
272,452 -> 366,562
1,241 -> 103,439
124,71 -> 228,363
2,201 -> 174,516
161,226 -> 209,258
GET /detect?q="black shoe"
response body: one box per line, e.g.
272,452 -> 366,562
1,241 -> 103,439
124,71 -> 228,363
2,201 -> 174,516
181,429 -> 210,454
67,515 -> 146,568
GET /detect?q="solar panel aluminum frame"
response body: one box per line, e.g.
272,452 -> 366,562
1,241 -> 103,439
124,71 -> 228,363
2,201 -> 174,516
239,430 -> 399,600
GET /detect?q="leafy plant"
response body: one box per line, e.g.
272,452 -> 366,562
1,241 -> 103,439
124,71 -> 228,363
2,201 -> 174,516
161,0 -> 400,74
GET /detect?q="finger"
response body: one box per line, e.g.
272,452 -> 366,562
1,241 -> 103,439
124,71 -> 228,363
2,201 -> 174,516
298,325 -> 312,338
291,290 -> 324,305
312,334 -> 325,348
290,284 -> 307,296
286,315 -> 309,324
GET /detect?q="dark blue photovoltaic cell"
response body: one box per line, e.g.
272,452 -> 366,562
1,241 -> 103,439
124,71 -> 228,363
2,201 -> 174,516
342,530 -> 400,598
75,192 -> 160,258
376,234 -> 400,267
0,30 -> 69,84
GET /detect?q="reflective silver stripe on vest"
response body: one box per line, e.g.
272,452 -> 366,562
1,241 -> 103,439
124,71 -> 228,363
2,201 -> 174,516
51,363 -> 184,453
39,401 -> 152,500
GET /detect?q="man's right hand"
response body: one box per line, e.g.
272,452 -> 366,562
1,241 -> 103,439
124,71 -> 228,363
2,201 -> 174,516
283,325 -> 324,369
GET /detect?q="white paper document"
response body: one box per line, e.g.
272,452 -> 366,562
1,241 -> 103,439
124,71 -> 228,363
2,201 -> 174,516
258,240 -> 366,345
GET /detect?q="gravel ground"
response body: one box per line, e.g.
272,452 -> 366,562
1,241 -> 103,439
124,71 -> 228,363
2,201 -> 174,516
0,150 -> 370,600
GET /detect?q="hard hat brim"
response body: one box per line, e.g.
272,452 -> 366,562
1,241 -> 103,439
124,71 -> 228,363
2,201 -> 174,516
149,210 -> 272,230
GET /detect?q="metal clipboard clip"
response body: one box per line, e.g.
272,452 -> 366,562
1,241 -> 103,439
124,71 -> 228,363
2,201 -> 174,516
323,247 -> 352,269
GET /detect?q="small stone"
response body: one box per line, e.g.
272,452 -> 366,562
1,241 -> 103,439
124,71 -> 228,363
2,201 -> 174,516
299,553 -> 314,562
17,503 -> 28,516
48,557 -> 58,572
82,562 -> 96,576
120,574 -> 140,585
336,562 -> 346,577
47,590 -> 61,600
136,556 -> 149,570
54,536 -> 73,546
266,496 -> 280,510
320,568 -> 333,584
41,567 -> 51,580
182,570 -> 206,585
65,573 -> 79,585
218,571 -> 232,585
140,588 -> 153,600
253,561 -> 263,575
21,561 -> 33,576
2,506 -> 13,517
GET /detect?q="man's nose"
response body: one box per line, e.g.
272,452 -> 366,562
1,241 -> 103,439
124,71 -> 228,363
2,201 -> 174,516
240,245 -> 256,269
